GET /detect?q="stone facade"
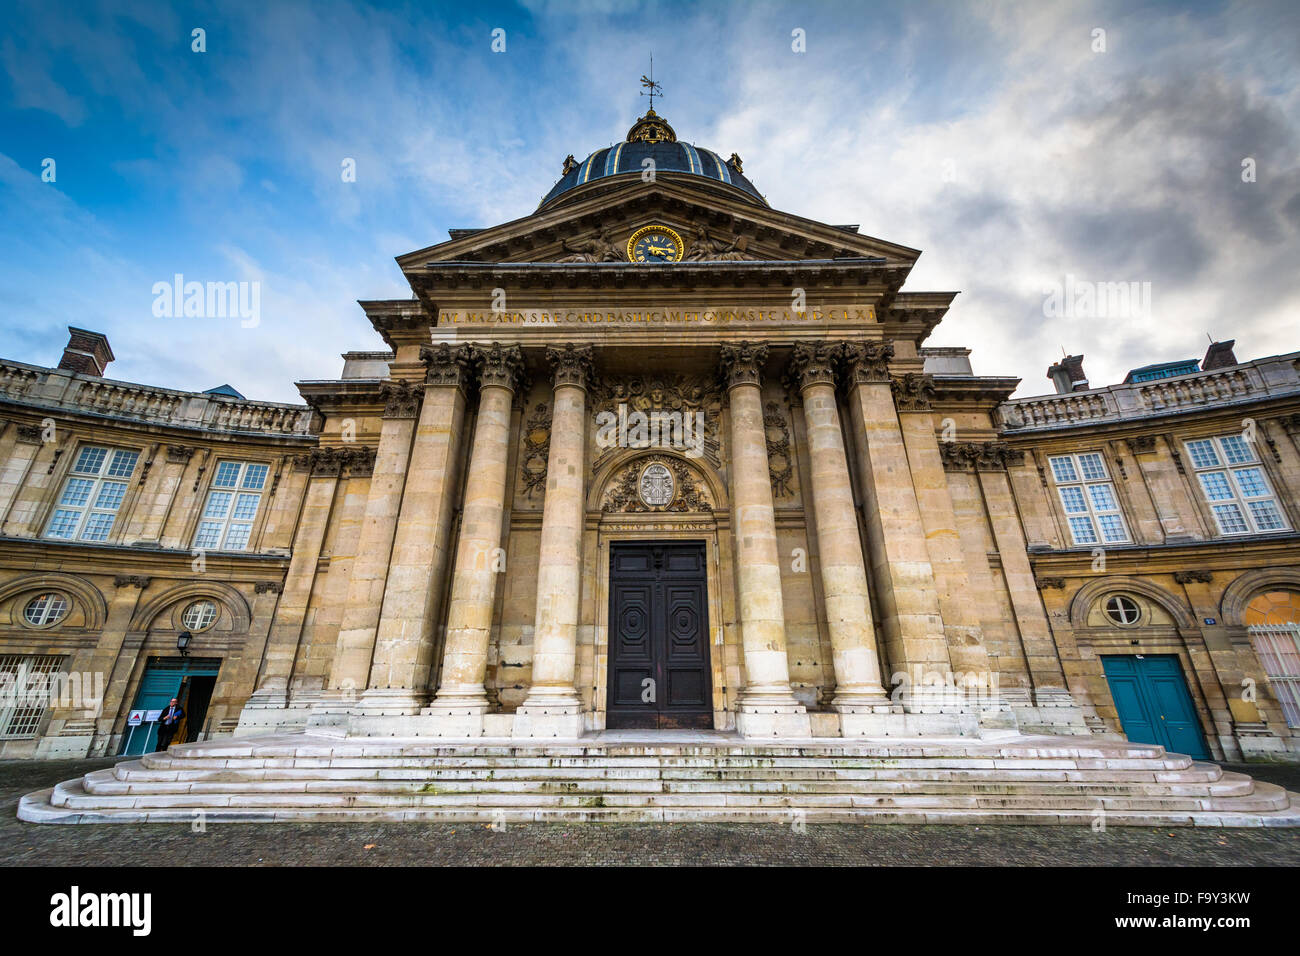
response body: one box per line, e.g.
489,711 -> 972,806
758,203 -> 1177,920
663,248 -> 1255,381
2,121 -> 1299,763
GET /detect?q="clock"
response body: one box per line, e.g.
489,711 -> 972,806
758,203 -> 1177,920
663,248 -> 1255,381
627,225 -> 685,263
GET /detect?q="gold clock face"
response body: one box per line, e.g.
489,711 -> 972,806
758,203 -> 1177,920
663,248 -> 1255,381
627,225 -> 685,263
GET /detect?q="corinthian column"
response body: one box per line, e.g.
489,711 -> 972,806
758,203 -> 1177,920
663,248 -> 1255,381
427,344 -> 524,726
515,344 -> 595,739
786,342 -> 891,715
720,342 -> 810,738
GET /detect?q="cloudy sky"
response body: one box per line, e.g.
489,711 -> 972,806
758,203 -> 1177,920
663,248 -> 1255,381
1,0 -> 1296,403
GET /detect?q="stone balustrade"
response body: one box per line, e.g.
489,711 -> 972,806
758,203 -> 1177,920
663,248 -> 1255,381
997,352 -> 1300,432
0,359 -> 317,437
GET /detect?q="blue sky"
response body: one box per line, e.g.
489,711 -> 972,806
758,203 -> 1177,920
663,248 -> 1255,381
1,0 -> 1297,402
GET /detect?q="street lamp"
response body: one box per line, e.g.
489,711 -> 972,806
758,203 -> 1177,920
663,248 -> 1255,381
177,630 -> 192,657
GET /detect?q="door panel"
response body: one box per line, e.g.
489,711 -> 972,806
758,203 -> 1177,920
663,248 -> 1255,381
1101,654 -> 1210,759
607,542 -> 712,729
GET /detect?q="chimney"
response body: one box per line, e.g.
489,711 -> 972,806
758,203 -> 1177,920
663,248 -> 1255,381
1047,354 -> 1089,394
57,327 -> 115,377
1201,339 -> 1238,371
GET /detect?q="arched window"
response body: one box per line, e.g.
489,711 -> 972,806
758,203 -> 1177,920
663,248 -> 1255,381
1246,590 -> 1300,728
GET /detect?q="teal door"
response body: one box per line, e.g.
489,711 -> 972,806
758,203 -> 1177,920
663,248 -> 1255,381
119,657 -> 221,756
1101,655 -> 1210,758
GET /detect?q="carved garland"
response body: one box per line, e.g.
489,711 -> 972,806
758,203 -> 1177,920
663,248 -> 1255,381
520,402 -> 551,499
764,401 -> 794,498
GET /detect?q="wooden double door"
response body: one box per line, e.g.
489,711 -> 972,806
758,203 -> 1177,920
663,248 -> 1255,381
606,541 -> 713,729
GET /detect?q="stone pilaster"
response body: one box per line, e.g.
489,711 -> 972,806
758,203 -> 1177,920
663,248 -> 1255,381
360,345 -> 473,714
427,344 -> 524,729
893,386 -> 1004,719
720,342 -> 810,737
83,577 -> 150,757
842,344 -> 952,707
238,455 -> 339,731
785,342 -> 891,718
516,344 -> 595,738
313,380 -> 422,724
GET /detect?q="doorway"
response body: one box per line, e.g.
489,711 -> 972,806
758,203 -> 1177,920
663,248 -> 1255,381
1101,654 -> 1211,759
606,541 -> 712,729
119,657 -> 222,755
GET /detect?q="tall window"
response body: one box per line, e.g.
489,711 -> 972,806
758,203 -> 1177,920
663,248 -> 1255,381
44,446 -> 139,542
193,461 -> 269,551
1048,452 -> 1129,546
1184,435 -> 1289,535
0,654 -> 65,738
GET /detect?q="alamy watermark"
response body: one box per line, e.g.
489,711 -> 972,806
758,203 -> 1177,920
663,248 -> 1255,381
152,274 -> 260,328
1042,274 -> 1152,320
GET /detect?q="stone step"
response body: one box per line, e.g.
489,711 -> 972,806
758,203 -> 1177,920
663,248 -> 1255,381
82,768 -> 1257,799
163,737 -> 1172,756
137,753 -> 1198,774
23,789 -> 1300,827
49,783 -> 1288,813
45,779 -> 1296,815
110,759 -> 1228,787
83,764 -> 1258,806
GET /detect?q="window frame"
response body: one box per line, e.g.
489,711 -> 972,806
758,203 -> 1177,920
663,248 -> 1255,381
42,445 -> 140,543
21,593 -> 69,629
1102,594 -> 1143,627
181,600 -> 218,632
1183,434 -> 1290,536
0,654 -> 66,739
1047,451 -> 1131,547
191,460 -> 270,552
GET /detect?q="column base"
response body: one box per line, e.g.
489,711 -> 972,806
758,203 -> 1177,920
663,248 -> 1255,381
735,695 -> 811,738
514,690 -> 584,739
355,688 -> 430,716
304,689 -> 364,737
830,691 -> 894,714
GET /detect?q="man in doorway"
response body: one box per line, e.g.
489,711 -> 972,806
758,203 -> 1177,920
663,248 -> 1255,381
155,697 -> 185,752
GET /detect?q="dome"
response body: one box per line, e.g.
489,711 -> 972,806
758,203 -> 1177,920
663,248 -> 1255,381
540,109 -> 766,209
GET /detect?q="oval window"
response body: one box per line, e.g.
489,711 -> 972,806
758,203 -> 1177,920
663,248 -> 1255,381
23,593 -> 69,627
181,600 -> 218,632
1103,595 -> 1142,626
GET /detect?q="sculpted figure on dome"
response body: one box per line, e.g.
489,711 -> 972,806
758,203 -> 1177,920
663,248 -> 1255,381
557,229 -> 624,263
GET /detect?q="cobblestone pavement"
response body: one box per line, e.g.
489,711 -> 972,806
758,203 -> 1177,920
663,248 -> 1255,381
3,758 -> 1298,867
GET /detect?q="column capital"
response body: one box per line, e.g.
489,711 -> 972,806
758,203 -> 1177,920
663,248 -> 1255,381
719,341 -> 769,390
784,341 -> 839,394
939,440 -> 1024,472
890,372 -> 937,411
545,343 -> 596,391
842,341 -> 895,386
419,343 -> 473,389
379,379 -> 424,419
471,343 -> 526,392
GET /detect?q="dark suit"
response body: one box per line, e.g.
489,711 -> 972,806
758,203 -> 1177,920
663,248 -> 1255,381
155,703 -> 185,751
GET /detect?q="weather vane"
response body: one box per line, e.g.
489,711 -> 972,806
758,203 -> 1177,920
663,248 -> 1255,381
640,54 -> 662,111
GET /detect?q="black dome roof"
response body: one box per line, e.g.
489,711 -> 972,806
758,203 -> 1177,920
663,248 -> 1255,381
540,110 -> 765,209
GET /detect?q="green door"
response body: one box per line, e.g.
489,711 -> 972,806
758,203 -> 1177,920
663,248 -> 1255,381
119,657 -> 221,755
1101,654 -> 1210,759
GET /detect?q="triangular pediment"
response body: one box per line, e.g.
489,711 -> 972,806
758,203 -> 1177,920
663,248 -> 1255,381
396,176 -> 920,275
